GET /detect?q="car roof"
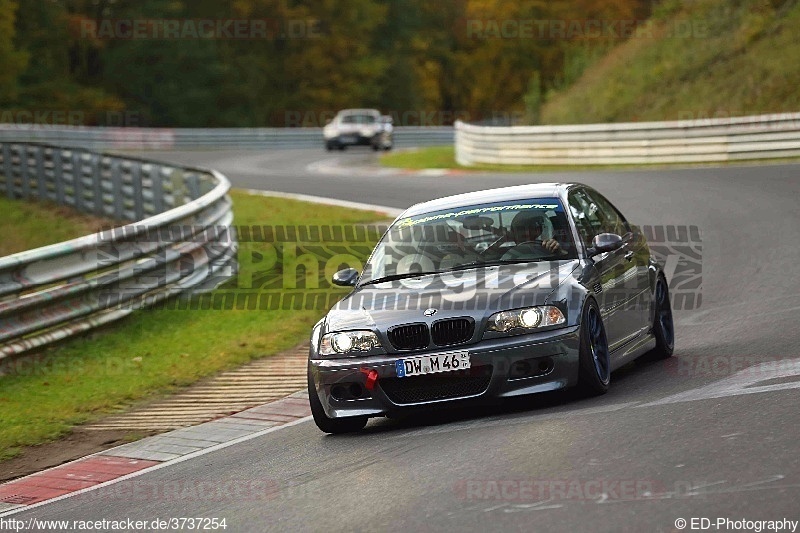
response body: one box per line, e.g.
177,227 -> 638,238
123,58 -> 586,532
402,183 -> 584,217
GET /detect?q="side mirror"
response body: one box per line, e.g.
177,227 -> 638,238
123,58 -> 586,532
588,233 -> 623,256
332,268 -> 359,287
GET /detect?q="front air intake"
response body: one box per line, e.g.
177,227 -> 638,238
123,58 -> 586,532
387,323 -> 429,350
431,318 -> 474,346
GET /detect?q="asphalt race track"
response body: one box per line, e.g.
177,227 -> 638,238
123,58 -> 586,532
13,149 -> 800,531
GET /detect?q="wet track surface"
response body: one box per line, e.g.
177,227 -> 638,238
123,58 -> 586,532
13,148 -> 800,531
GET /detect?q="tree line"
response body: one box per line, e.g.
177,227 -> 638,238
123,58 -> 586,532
0,0 -> 652,127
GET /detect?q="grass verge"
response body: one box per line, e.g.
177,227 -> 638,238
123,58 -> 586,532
0,196 -> 115,256
0,190 -> 384,462
381,146 -> 800,173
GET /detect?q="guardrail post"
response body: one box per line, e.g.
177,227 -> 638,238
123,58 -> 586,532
131,162 -> 144,221
53,149 -> 65,204
90,153 -> 104,216
71,150 -> 84,211
186,173 -> 200,201
35,147 -> 47,201
110,158 -> 125,220
1,144 -> 11,198
19,145 -> 31,200
150,165 -> 164,214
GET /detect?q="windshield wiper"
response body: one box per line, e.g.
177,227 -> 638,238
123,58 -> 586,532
360,258 -> 562,286
359,271 -> 441,286
441,258 -> 541,272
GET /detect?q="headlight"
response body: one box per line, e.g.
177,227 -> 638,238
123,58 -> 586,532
486,306 -> 565,333
319,330 -> 381,357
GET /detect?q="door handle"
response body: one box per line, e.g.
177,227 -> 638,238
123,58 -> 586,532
624,251 -> 634,261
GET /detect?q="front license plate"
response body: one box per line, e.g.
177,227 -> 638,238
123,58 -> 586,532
396,351 -> 470,378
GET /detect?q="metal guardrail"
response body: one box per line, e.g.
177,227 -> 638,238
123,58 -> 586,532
0,126 -> 454,150
0,142 -> 237,359
455,112 -> 800,166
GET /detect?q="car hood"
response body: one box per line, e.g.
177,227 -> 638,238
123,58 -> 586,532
336,123 -> 377,135
324,260 -> 579,333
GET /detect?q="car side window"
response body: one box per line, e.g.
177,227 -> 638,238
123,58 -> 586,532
568,189 -> 603,247
585,191 -> 630,236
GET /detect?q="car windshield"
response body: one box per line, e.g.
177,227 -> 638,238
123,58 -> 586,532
341,114 -> 377,124
360,198 -> 577,285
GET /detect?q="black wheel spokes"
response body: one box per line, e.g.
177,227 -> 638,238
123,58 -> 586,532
657,281 -> 675,347
588,308 -> 610,382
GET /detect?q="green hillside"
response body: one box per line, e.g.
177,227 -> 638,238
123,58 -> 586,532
540,0 -> 800,124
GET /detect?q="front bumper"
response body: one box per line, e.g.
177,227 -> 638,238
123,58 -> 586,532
331,133 -> 378,146
309,326 -> 581,419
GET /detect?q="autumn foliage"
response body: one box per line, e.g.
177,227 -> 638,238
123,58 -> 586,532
0,0 -> 651,127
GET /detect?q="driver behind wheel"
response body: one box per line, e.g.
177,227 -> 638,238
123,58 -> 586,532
502,211 -> 566,259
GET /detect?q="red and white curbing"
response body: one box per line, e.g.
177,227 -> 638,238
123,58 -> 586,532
0,392 -> 312,515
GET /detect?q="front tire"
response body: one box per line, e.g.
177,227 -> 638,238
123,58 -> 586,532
577,298 -> 611,396
308,373 -> 368,434
651,276 -> 675,358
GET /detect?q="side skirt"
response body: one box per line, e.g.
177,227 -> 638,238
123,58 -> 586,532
610,330 -> 657,372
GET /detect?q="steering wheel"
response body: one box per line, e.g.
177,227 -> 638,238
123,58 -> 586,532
500,238 -> 562,260
480,234 -> 511,256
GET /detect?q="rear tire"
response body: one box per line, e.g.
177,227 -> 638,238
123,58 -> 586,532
651,275 -> 675,358
308,373 -> 368,434
577,298 -> 611,396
